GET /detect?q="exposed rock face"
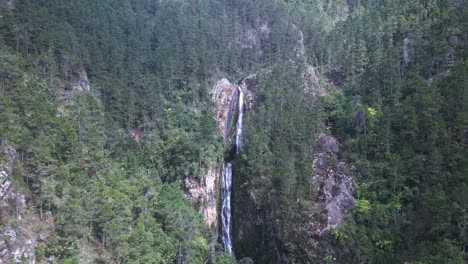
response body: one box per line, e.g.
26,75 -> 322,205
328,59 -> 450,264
0,140 -> 53,264
262,133 -> 357,263
211,78 -> 240,139
259,23 -> 271,36
187,75 -> 256,229
58,68 -> 93,116
211,76 -> 255,140
289,23 -> 326,100
0,143 -> 14,199
403,37 -> 411,65
184,76 -> 257,236
303,65 -> 325,100
184,166 -> 220,227
72,69 -> 91,92
0,0 -> 15,9
311,133 -> 356,234
238,74 -> 257,109
126,128 -> 143,142
292,23 -> 306,60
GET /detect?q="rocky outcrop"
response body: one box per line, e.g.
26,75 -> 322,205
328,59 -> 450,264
211,76 -> 255,140
264,133 -> 357,263
0,0 -> 15,9
57,68 -> 93,116
0,139 -> 53,264
72,69 -> 91,92
403,37 -> 412,66
303,65 -> 325,100
292,23 -> 306,60
211,79 -> 240,139
126,128 -> 143,142
280,133 -> 356,245
311,133 -> 356,234
186,75 -> 256,231
184,166 -> 220,228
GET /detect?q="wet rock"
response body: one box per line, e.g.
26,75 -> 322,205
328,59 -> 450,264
211,76 -> 254,140
211,78 -> 239,138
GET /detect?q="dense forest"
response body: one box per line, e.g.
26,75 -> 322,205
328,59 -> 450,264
0,0 -> 466,263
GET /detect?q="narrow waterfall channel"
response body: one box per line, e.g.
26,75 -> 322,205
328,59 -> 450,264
221,162 -> 233,254
236,87 -> 244,154
221,86 -> 245,255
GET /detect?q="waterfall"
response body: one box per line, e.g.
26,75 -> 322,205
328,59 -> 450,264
236,87 -> 244,154
221,163 -> 233,254
221,86 -> 245,255
403,37 -> 410,65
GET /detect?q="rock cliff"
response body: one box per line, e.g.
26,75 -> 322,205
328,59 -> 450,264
0,139 -> 54,264
184,166 -> 220,228
184,75 -> 256,232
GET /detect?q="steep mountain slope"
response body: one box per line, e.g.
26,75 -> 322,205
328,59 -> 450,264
0,0 -> 466,263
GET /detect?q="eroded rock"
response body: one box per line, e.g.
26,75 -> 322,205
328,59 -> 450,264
303,65 -> 325,100
211,76 -> 255,140
0,140 -> 52,264
403,37 -> 411,65
72,69 -> 91,92
211,78 -> 239,139
311,133 -> 356,235
184,166 -> 220,227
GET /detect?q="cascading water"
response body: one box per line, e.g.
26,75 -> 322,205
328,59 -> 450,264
236,87 -> 244,154
221,163 -> 233,254
221,86 -> 245,255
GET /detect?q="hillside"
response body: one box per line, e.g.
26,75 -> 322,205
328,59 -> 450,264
0,0 -> 466,263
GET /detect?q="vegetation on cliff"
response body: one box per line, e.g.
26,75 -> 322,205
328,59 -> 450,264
0,0 -> 466,263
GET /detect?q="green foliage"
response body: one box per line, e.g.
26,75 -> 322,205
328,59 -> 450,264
0,0 -> 465,263
215,253 -> 238,264
320,1 -> 467,263
234,62 -> 322,260
45,235 -> 79,263
355,199 -> 371,214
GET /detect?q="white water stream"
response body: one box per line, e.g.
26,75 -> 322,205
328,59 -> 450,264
221,87 -> 244,255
